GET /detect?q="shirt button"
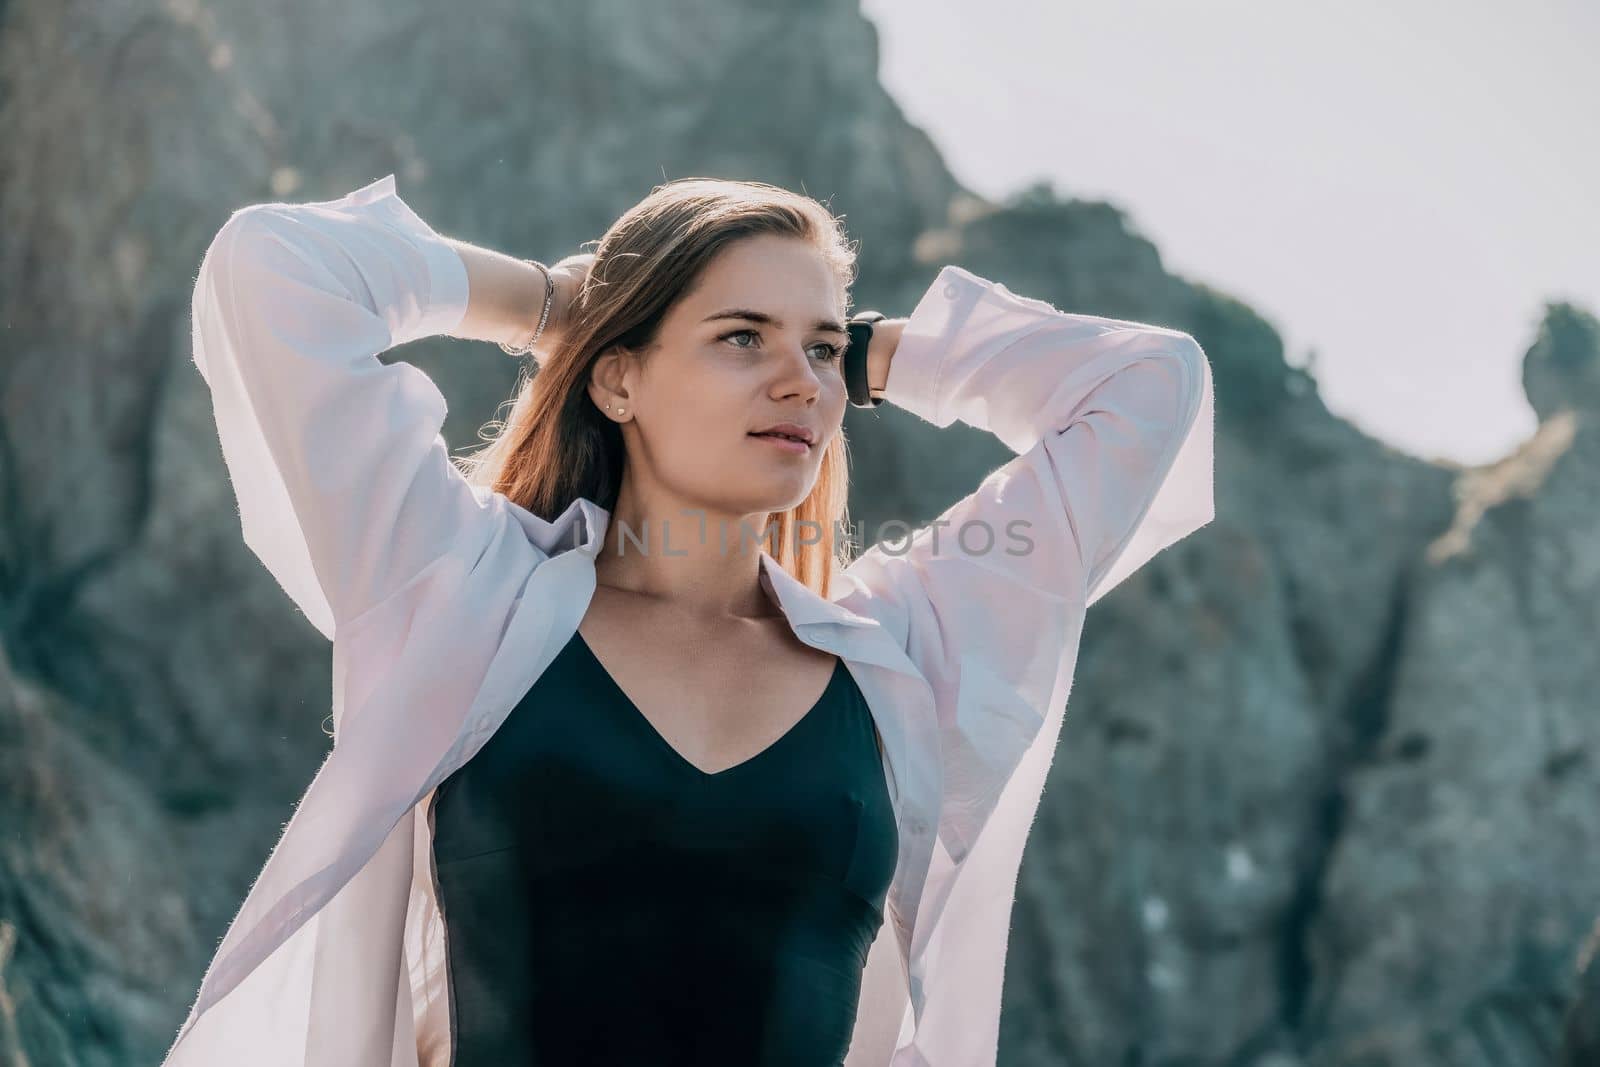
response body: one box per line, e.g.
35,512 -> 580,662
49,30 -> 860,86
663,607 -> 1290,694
942,282 -> 959,300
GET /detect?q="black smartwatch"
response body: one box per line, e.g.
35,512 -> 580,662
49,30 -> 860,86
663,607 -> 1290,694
845,311 -> 887,408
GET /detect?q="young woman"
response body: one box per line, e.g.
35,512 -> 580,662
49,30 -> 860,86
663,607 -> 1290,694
165,173 -> 1214,1066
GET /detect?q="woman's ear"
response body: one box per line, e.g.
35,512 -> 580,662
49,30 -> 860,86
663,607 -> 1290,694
588,345 -> 634,419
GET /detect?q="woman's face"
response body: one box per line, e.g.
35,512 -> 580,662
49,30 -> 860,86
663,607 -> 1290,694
589,234 -> 849,542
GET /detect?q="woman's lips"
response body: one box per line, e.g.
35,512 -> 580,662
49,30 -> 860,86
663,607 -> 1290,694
748,432 -> 812,455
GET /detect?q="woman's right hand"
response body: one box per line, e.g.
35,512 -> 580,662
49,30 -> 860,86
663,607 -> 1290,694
446,240 -> 593,365
533,252 -> 596,365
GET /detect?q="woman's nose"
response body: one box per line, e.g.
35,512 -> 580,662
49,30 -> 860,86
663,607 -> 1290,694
771,344 -> 823,398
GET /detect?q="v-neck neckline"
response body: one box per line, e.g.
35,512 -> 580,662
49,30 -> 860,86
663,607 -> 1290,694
571,629 -> 845,780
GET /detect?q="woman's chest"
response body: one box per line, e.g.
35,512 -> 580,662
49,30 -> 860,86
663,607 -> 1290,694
574,595 -> 855,776
430,627 -> 899,908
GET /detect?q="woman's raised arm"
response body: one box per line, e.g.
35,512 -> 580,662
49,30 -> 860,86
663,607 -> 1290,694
861,264 -> 1212,608
842,263 -> 1215,850
446,240 -> 593,361
191,174 -> 514,639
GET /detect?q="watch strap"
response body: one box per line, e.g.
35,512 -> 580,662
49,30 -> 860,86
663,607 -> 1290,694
845,311 -> 887,408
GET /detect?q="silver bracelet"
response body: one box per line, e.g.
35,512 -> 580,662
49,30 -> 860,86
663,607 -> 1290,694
497,259 -> 556,357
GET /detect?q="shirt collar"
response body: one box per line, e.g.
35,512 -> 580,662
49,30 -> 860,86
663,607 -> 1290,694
755,550 -> 879,629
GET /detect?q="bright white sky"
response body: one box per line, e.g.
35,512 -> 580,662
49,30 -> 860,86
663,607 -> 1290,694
861,0 -> 1598,466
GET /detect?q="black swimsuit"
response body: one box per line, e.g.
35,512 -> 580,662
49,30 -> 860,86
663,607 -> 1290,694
427,628 -> 899,1066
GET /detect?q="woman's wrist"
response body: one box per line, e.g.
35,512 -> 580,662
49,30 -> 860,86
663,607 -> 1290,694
866,318 -> 906,398
444,238 -> 552,349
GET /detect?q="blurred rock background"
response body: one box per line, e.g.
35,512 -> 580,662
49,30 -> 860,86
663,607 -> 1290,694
2,0 -> 1597,1064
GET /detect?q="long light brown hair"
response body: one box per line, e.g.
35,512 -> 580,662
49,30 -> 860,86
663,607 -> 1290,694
453,177 -> 859,598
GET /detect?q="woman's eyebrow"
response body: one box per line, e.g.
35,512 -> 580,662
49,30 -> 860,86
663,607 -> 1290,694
701,309 -> 848,336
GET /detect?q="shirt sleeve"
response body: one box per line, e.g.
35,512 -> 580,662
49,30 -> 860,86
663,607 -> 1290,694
869,263 -> 1214,606
191,173 -> 501,640
842,263 -> 1214,857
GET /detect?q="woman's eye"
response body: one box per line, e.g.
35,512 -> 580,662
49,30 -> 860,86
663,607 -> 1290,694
721,329 -> 843,363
